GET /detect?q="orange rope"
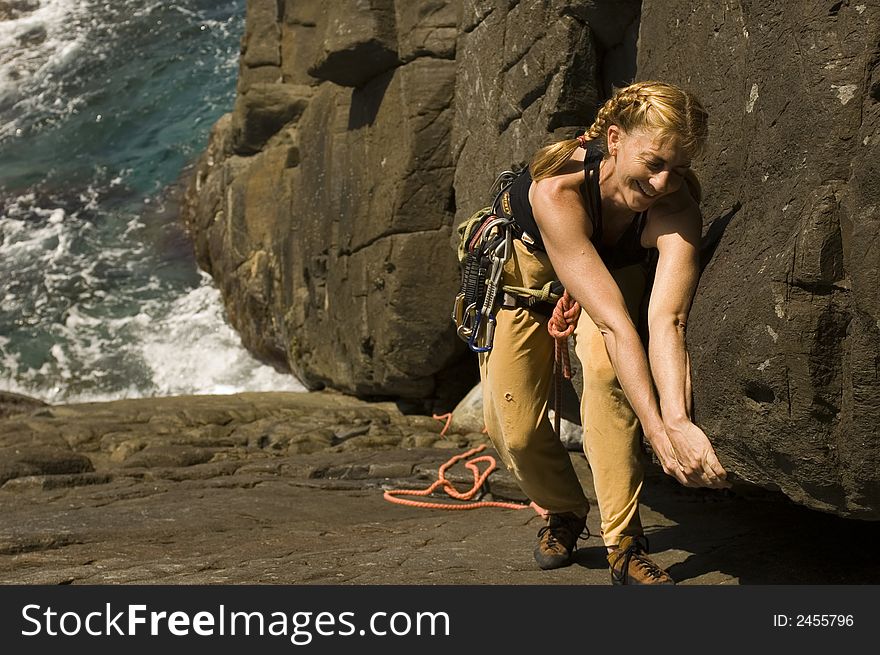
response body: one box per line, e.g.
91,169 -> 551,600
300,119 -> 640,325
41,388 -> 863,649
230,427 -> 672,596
546,291 -> 580,435
547,290 -> 580,365
431,412 -> 453,436
383,444 -> 547,515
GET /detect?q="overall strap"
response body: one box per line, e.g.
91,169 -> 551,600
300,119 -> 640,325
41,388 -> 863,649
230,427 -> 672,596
580,145 -> 604,245
635,209 -> 649,237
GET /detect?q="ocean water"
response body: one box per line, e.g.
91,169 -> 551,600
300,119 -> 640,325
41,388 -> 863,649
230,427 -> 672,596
0,0 -> 304,403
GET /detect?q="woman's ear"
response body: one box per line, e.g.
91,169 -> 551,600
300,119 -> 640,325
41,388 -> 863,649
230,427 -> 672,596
606,124 -> 621,157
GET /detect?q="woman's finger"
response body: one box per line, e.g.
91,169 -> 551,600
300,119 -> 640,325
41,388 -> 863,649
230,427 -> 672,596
703,451 -> 732,488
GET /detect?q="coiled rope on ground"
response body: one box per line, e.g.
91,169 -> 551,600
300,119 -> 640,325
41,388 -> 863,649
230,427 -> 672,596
386,292 -> 581,513
383,444 -> 547,516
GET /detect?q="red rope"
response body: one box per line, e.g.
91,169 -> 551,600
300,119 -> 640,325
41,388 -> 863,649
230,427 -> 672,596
383,444 -> 547,515
546,291 -> 580,435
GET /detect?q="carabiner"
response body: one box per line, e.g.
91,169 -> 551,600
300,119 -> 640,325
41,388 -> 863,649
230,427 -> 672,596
468,310 -> 496,353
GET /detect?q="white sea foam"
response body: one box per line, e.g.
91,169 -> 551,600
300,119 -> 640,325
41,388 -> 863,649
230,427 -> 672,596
0,201 -> 68,258
0,2 -> 279,404
137,274 -> 305,398
0,189 -> 304,405
0,1 -> 92,131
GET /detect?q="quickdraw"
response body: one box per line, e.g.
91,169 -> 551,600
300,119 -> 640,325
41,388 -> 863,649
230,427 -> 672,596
452,170 -> 580,440
452,170 -> 519,353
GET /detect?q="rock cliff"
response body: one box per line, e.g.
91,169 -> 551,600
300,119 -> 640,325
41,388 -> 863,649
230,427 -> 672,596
183,1 -> 466,404
182,1 -> 880,517
181,0 -> 638,407
639,0 -> 880,518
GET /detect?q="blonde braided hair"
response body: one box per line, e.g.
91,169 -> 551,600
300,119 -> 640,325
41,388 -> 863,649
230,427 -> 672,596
530,81 -> 709,188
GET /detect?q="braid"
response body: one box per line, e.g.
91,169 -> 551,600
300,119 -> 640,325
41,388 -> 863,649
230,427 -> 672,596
583,98 -> 614,141
530,138 -> 582,181
529,81 -> 708,184
585,83 -> 650,152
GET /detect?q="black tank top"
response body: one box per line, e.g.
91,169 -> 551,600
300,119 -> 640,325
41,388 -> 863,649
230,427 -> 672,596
506,145 -> 652,270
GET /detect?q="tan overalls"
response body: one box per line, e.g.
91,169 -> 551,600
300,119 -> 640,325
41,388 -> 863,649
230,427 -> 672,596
479,238 -> 649,546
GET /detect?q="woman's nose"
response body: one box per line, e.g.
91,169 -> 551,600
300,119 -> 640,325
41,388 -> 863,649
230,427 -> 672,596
650,170 -> 680,194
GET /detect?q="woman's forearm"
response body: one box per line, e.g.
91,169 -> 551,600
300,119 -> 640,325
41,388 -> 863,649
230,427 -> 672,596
647,317 -> 691,429
645,316 -> 729,488
599,322 -> 666,441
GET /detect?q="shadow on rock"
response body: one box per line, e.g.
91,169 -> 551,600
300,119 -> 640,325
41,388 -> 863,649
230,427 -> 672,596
639,468 -> 880,584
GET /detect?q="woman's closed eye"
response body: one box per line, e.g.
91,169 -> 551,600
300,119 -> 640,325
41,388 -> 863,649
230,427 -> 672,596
645,159 -> 665,172
646,159 -> 691,178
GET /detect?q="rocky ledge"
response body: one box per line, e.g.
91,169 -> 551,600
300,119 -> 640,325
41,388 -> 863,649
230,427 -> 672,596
2,390 -> 878,585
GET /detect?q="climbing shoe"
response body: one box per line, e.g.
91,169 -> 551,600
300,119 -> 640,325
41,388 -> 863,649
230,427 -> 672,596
533,511 -> 587,570
607,535 -> 675,585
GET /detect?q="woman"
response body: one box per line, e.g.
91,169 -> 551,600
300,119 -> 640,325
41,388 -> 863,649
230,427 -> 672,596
478,81 -> 729,585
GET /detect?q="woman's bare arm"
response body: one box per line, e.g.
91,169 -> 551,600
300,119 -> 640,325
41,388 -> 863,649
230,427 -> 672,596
531,175 -> 696,486
647,199 -> 729,488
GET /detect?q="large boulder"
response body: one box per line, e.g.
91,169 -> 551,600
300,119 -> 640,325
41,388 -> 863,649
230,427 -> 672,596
280,58 -> 461,398
182,0 -> 466,405
637,0 -> 880,517
183,0 -> 639,406
307,0 -> 399,87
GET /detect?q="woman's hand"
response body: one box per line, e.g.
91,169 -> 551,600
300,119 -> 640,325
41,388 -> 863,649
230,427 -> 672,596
644,428 -> 694,486
664,421 -> 730,489
646,423 -> 730,489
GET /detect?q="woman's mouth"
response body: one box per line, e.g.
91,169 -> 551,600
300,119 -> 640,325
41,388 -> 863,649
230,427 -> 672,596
635,180 -> 656,198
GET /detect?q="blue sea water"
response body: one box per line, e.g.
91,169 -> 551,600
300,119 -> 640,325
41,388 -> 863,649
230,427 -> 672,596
0,0 -> 304,402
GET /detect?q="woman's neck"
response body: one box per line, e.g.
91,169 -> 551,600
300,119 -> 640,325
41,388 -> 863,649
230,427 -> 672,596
597,156 -> 635,224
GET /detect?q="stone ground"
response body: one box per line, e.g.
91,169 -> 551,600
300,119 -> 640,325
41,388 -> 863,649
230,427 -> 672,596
1,391 -> 878,585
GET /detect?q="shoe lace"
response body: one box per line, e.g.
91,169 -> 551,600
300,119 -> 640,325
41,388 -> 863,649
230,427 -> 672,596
536,524 -> 563,548
611,536 -> 667,584
537,515 -> 590,548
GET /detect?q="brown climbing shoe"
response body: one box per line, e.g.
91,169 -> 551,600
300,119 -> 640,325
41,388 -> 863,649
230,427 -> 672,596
607,535 -> 675,585
533,512 -> 587,570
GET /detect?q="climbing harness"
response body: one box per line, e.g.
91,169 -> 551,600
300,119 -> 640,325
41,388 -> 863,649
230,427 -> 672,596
383,444 -> 547,515
453,166 -> 581,437
452,170 -> 519,353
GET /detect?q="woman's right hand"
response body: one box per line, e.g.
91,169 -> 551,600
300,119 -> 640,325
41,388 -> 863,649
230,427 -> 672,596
646,423 -> 731,489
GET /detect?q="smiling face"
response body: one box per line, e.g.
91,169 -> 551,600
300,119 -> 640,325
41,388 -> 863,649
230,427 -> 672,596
606,125 -> 692,212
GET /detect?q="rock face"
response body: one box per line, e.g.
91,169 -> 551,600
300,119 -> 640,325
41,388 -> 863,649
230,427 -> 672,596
638,0 -> 880,518
183,1 -> 880,517
452,1 -> 639,227
181,0 -> 639,407
183,0 -> 465,404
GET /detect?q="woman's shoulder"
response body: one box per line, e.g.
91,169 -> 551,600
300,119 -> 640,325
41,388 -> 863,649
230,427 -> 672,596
529,159 -> 593,238
530,158 -> 587,199
642,184 -> 701,248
